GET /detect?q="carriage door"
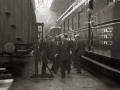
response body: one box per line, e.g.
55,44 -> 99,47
88,0 -> 93,51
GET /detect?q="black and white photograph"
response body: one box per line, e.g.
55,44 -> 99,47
0,0 -> 120,90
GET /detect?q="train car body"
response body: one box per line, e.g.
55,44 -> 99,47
93,0 -> 120,59
58,0 -> 120,81
47,26 -> 61,38
0,0 -> 36,53
0,0 -> 36,64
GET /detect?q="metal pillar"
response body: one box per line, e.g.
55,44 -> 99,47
31,22 -> 54,78
32,23 -> 44,78
35,25 -> 38,78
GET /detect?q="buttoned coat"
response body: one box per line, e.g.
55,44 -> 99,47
39,39 -> 49,57
74,39 -> 85,57
58,40 -> 72,61
49,41 -> 58,57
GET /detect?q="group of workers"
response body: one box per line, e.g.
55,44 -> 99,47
39,33 -> 85,79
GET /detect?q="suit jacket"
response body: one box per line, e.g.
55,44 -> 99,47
58,40 -> 72,61
74,39 -> 85,57
70,40 -> 76,51
39,39 -> 49,57
49,41 -> 58,57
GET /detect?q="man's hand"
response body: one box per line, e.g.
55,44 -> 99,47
55,54 -> 58,58
70,51 -> 72,55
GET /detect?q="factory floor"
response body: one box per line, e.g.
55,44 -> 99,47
9,61 -> 120,90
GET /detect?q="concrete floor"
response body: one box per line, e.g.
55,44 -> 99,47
9,63 -> 120,90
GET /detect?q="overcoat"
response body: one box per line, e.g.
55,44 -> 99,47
58,40 -> 72,61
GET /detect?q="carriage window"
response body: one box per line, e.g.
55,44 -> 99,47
65,20 -> 68,31
64,21 -> 65,33
78,12 -> 80,29
89,0 -> 93,10
72,16 -> 74,30
68,19 -> 69,31
72,15 -> 77,30
69,17 -> 72,31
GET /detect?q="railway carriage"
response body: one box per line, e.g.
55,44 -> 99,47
47,26 -> 61,38
58,0 -> 120,81
0,0 -> 36,66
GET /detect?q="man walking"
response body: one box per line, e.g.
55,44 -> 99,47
74,35 -> 85,73
39,36 -> 49,75
50,36 -> 59,74
56,34 -> 72,79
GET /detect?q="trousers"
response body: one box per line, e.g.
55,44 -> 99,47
51,56 -> 57,73
75,56 -> 81,72
60,60 -> 71,78
41,53 -> 48,74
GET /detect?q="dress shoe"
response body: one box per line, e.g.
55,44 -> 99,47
61,76 -> 65,79
53,71 -> 57,74
77,71 -> 81,73
68,71 -> 70,75
62,77 -> 65,79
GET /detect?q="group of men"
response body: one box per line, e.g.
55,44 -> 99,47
39,33 -> 85,79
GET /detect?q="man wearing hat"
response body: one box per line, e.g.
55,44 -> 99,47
74,35 -> 85,73
56,34 -> 72,79
39,35 -> 49,75
50,36 -> 59,74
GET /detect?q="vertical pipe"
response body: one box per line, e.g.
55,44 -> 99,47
88,0 -> 93,51
1,0 -> 3,53
88,14 -> 91,51
64,21 -> 65,33
42,23 -> 44,52
68,19 -> 69,31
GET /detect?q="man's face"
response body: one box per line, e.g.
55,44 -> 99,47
54,37 -> 58,41
75,36 -> 79,41
61,36 -> 65,41
75,36 -> 77,40
46,37 -> 49,41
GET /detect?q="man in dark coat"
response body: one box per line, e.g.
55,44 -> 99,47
57,34 -> 72,79
56,35 -> 61,71
50,36 -> 59,74
70,34 -> 77,68
74,35 -> 85,73
39,36 -> 49,75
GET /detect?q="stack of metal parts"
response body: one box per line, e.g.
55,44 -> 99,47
0,68 -> 13,90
